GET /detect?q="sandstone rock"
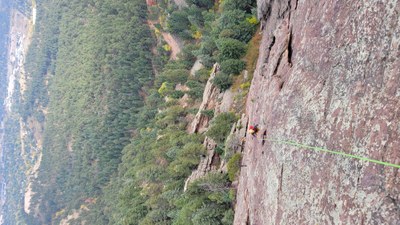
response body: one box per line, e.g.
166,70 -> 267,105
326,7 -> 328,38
243,70 -> 249,81
190,59 -> 204,76
235,0 -> 400,224
185,59 -> 251,188
175,83 -> 189,92
184,137 -> 219,191
185,114 -> 248,189
178,93 -> 190,108
216,89 -> 234,114
189,64 -> 221,133
220,114 -> 249,172
175,84 -> 191,108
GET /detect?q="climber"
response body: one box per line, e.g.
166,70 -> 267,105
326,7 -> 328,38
248,125 -> 258,136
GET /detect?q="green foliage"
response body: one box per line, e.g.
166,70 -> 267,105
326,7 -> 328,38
227,153 -> 242,181
170,90 -> 185,99
220,59 -> 246,75
206,112 -> 237,144
155,43 -> 171,70
228,188 -> 236,202
240,81 -> 251,90
22,0 -> 61,119
214,9 -> 257,43
247,15 -> 258,24
216,38 -> 247,61
186,80 -> 205,100
158,82 -> 174,96
222,209 -> 235,225
212,72 -> 233,91
157,69 -> 190,86
168,142 -> 205,178
215,145 -> 224,155
23,0 -> 259,223
156,106 -> 187,129
26,0 -> 155,222
200,109 -> 214,118
191,205 -> 225,224
187,5 -> 205,27
194,68 -> 211,83
187,87 -> 204,100
167,10 -> 191,39
195,36 -> 217,67
220,0 -> 256,12
178,44 -> 199,69
174,173 -> 231,225
186,80 -> 201,89
218,29 -> 235,39
187,107 -> 200,115
186,0 -> 215,9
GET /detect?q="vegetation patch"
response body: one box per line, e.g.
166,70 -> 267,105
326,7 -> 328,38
244,27 -> 262,77
220,59 -> 246,75
212,72 -> 233,91
206,112 -> 238,144
200,109 -> 214,118
227,153 -> 242,181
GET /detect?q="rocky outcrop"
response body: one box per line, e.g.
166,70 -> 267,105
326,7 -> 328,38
189,63 -> 238,134
189,64 -> 221,133
185,64 -> 246,189
220,114 -> 249,171
184,114 -> 249,191
185,64 -> 223,189
235,0 -> 400,224
184,137 -> 218,191
190,59 -> 204,76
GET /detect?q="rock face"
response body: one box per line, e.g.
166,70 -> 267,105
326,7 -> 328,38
189,64 -> 220,133
184,114 -> 248,191
185,63 -> 243,189
189,63 -> 235,133
184,137 -> 218,191
235,0 -> 400,224
190,59 -> 204,76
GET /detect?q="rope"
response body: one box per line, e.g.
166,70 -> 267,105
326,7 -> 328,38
261,138 -> 400,169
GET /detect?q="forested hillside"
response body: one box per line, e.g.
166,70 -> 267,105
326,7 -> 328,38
23,0 -> 258,224
26,0 -> 153,223
0,0 -> 10,115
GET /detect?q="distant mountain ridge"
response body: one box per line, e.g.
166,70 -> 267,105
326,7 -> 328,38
0,0 -> 10,109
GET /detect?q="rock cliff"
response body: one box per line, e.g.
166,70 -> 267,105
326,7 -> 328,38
185,63 -> 245,190
234,0 -> 400,224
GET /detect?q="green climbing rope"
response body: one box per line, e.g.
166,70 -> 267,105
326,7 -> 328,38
265,139 -> 400,169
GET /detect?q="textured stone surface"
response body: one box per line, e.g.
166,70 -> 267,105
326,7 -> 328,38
184,115 -> 248,190
189,63 -> 235,133
190,59 -> 204,76
189,64 -> 220,133
185,63 -> 243,189
235,0 -> 400,224
184,137 -> 218,191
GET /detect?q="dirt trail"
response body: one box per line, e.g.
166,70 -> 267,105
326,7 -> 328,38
147,20 -> 182,60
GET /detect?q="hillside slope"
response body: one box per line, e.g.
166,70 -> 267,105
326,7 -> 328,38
235,0 -> 400,224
